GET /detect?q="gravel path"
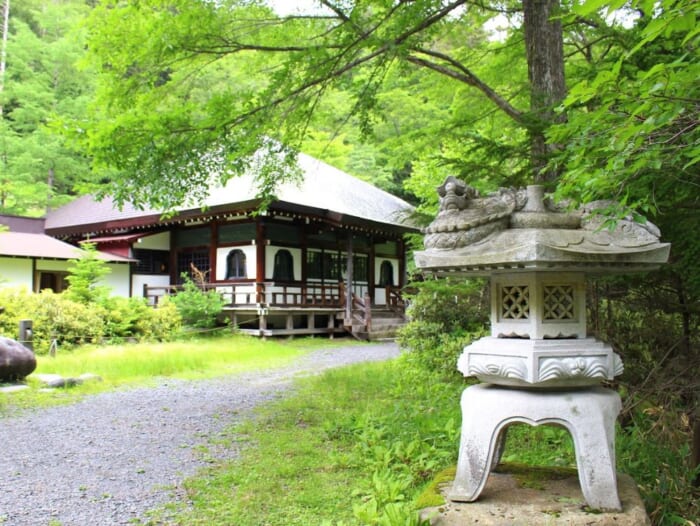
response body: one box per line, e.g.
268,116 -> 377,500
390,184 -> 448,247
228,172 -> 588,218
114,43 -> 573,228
0,342 -> 400,526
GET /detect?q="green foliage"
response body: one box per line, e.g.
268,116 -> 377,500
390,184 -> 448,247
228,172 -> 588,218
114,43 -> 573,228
64,243 -> 112,304
618,405 -> 700,525
101,295 -> 181,342
0,287 -> 104,353
0,287 -> 181,353
0,0 -> 95,215
398,278 -> 489,377
172,357 -> 462,525
170,274 -> 226,329
551,0 -> 699,219
135,296 -> 182,342
587,275 -> 698,525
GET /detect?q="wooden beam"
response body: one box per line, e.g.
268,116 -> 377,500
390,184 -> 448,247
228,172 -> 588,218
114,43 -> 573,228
345,233 -> 353,322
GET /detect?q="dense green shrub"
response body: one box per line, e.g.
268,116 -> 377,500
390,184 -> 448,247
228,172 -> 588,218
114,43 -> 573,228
0,287 -> 181,354
101,296 -> 147,340
100,296 -> 181,342
135,296 -> 182,341
0,288 -> 104,353
64,242 -> 112,304
618,404 -> 700,525
170,275 -> 226,329
397,278 -> 489,377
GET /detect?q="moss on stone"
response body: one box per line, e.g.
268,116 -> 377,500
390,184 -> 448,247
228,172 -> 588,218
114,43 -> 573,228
414,466 -> 456,509
416,462 -> 578,509
494,462 -> 577,490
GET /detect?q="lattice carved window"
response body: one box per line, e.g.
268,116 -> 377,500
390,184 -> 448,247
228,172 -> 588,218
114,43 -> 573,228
501,285 -> 530,319
543,285 -> 575,320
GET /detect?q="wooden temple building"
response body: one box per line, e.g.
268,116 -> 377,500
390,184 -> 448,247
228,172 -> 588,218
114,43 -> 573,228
41,153 -> 418,339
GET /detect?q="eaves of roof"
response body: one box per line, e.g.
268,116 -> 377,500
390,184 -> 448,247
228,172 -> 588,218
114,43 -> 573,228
0,232 -> 132,262
44,153 -> 419,238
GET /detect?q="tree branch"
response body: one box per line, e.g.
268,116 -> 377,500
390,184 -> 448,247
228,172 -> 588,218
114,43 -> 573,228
407,47 -> 525,124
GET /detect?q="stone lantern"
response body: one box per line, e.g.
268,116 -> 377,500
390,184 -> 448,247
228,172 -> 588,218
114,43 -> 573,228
414,178 -> 670,511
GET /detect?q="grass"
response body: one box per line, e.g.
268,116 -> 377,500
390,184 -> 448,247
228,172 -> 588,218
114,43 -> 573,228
0,334 -> 360,414
147,357 -> 699,526
3,335 -> 696,525
157,360 -> 462,525
156,361 -> 583,526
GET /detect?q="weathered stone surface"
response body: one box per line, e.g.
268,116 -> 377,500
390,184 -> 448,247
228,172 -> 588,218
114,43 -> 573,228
421,469 -> 650,526
450,385 -> 622,511
0,336 -> 36,382
0,384 -> 30,393
34,373 -> 102,389
416,181 -> 670,276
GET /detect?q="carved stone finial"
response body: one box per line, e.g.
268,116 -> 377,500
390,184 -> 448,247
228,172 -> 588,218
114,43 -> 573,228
437,176 -> 470,212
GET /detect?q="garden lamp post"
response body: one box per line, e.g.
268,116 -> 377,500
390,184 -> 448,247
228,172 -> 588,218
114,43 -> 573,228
415,179 -> 669,511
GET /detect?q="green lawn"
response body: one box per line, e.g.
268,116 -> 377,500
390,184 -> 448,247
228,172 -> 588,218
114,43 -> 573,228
2,336 -> 695,525
0,334 -> 356,414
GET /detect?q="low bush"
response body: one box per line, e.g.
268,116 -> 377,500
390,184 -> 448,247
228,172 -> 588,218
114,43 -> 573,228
0,287 -> 181,354
0,288 -> 104,353
136,296 -> 182,341
397,278 -> 489,378
101,296 -> 181,342
170,275 -> 226,329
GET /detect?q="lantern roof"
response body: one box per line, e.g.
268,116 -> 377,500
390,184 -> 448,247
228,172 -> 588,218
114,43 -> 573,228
415,180 -> 670,276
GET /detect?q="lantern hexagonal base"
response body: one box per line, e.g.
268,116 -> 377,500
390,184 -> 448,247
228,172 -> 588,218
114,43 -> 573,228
458,336 -> 623,388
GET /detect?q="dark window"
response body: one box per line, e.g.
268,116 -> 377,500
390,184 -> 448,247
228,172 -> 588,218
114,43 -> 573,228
219,222 -> 256,244
307,251 -> 323,279
174,226 -> 210,248
225,249 -> 247,279
37,272 -> 67,293
272,249 -> 294,281
353,255 -> 368,282
307,250 -> 342,281
379,260 -> 394,287
133,249 -> 169,275
325,252 -> 340,280
177,250 -> 210,283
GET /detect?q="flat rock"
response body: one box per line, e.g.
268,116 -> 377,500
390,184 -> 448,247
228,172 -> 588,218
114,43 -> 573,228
420,468 -> 649,526
0,384 -> 30,393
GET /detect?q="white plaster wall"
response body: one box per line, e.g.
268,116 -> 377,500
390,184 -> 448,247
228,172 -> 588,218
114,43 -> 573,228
0,258 -> 32,289
265,246 -> 301,281
137,231 -> 170,250
132,274 -> 171,301
215,245 -> 257,280
104,264 -> 131,297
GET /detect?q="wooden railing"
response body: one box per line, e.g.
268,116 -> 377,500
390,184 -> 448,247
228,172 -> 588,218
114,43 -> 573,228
386,286 -> 406,317
144,281 -> 343,308
343,291 -> 372,334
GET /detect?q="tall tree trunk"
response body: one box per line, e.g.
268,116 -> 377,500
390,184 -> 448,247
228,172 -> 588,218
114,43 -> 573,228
523,0 -> 566,184
0,0 -> 9,117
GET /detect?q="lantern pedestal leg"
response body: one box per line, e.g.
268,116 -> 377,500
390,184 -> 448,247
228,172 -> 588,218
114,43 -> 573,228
448,383 -> 622,512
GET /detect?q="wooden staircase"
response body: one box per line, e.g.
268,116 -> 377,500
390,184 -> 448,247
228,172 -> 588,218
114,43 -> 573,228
344,293 -> 407,341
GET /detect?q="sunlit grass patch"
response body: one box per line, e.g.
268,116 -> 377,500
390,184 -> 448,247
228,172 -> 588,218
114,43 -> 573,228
1,335 -> 360,414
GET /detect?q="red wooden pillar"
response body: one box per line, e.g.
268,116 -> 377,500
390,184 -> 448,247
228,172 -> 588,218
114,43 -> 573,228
397,237 -> 407,288
210,222 -> 218,282
255,218 -> 266,303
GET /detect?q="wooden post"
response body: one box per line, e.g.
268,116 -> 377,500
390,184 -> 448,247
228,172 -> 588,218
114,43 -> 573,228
18,319 -> 32,352
693,408 -> 700,488
345,233 -> 353,324
256,219 -> 266,304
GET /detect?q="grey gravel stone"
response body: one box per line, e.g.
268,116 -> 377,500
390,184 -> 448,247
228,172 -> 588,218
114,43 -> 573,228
0,341 -> 400,526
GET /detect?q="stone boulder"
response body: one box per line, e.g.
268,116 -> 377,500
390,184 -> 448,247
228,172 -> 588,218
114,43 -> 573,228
0,336 -> 37,382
